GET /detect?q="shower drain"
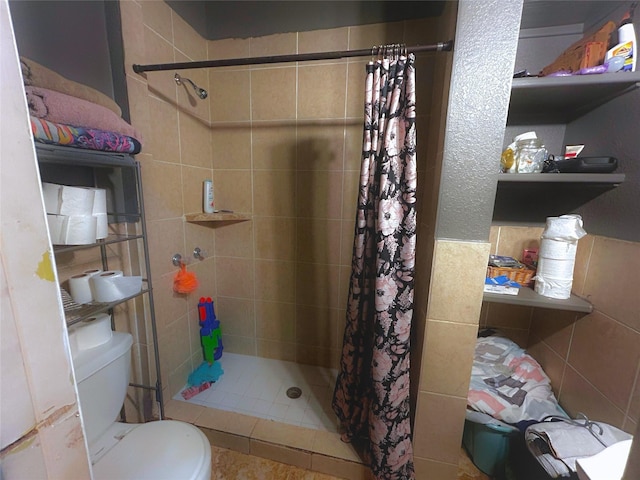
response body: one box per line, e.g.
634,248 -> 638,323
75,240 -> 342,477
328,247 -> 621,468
286,387 -> 302,399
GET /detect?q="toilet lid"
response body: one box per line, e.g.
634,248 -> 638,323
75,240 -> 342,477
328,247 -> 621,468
93,420 -> 211,480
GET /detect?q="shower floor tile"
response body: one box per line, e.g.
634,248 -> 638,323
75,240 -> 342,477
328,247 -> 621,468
174,353 -> 340,432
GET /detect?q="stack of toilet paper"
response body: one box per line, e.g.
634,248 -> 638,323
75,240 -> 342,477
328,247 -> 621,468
68,313 -> 113,357
43,183 -> 108,245
68,269 -> 143,304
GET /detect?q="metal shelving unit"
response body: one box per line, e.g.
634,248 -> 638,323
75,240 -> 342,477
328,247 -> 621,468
36,144 -> 164,419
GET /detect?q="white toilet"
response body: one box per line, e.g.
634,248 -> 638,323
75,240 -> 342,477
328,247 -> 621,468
71,330 -> 211,480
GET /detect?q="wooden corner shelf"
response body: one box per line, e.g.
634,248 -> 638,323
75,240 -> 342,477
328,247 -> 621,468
184,212 -> 252,223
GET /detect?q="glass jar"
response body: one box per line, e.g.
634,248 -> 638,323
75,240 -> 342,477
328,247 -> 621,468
515,138 -> 547,173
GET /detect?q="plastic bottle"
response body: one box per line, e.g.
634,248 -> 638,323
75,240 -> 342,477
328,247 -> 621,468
605,11 -> 637,72
203,180 -> 215,213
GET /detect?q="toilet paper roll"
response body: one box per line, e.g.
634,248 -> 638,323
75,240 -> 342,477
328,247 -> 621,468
534,274 -> 573,299
537,256 -> 575,279
542,214 -> 586,241
59,185 -> 95,216
47,214 -> 66,244
68,273 -> 94,304
63,215 -> 97,245
113,276 -> 143,298
92,188 -> 107,215
68,313 -> 112,355
90,270 -> 124,302
42,183 -> 62,214
94,213 -> 108,239
82,269 -> 103,299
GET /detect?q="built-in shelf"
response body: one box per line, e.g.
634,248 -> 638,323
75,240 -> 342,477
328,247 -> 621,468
508,71 -> 640,124
483,287 -> 593,313
184,212 -> 251,223
493,172 -> 625,224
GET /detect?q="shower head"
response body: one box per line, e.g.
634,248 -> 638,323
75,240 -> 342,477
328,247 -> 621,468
174,73 -> 208,99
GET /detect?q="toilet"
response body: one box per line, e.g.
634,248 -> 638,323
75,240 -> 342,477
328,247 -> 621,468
71,330 -> 211,480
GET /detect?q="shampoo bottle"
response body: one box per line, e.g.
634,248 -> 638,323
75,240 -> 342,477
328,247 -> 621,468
203,180 -> 215,213
605,10 -> 637,72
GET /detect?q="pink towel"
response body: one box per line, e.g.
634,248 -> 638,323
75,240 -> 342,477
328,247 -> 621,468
26,86 -> 141,140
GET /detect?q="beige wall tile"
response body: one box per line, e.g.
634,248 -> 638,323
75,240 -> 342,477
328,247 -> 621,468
250,32 -> 297,58
489,226 -> 499,254
568,311 -> 640,410
254,216 -> 296,261
296,218 -> 342,265
629,374 -> 640,422
179,111 -> 212,169
146,96 -> 180,163
250,440 -> 312,469
125,75 -> 150,141
251,124 -> 297,170
297,123 -> 346,171
299,27 -> 349,55
143,28 -> 176,102
208,38 -> 251,62
164,399 -> 206,424
120,1 -> 145,68
172,12 -> 206,61
215,257 -> 255,298
529,308 -> 577,358
345,61 -> 367,119
403,17 -> 440,44
209,70 -> 251,122
167,358 -> 192,397
298,64 -> 348,119
184,221 -> 215,262
559,366 -> 626,429
210,126 -> 252,171
152,272 -> 188,330
216,296 -> 255,337
197,408 -> 258,437
342,170 -> 360,222
253,170 -> 297,217
347,22 -> 405,51
572,233 -> 594,296
254,259 -> 296,303
296,171 -> 343,219
256,339 -> 297,362
296,262 -> 340,308
159,314 -> 191,373
140,159 -> 183,221
311,431 -> 362,463
583,237 -> 640,331
223,334 -> 256,355
213,170 -> 253,213
214,220 -> 253,258
251,68 -> 297,121
296,305 -> 339,348
413,457 -> 457,480
413,392 -> 467,464
145,218 -> 185,277
494,225 -> 542,260
419,320 -> 477,397
428,240 -> 490,324
201,429 -> 251,454
255,300 -> 295,342
483,303 -> 532,331
251,419 -> 316,451
296,345 -> 340,369
141,0 -> 173,42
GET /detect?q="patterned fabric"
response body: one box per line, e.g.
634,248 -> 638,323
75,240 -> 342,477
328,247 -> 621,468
332,53 -> 417,480
30,117 -> 141,154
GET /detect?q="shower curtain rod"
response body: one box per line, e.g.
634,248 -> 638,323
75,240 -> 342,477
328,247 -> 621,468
132,41 -> 453,73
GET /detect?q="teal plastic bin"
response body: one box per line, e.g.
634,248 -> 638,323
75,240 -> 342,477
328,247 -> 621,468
462,413 -> 519,478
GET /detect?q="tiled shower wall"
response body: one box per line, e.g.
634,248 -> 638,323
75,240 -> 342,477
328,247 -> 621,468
120,0 -> 443,399
483,225 -> 640,434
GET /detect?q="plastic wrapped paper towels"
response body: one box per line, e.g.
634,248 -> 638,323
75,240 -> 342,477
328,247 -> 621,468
534,215 -> 586,299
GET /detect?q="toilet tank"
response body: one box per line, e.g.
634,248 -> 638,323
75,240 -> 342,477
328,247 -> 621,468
71,331 -> 133,446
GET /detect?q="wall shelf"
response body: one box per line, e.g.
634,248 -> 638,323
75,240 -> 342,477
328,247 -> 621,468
184,212 -> 251,223
493,172 -> 625,223
508,72 -> 640,124
483,286 -> 592,313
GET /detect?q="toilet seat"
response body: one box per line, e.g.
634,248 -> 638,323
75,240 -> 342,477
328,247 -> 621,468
92,420 -> 211,480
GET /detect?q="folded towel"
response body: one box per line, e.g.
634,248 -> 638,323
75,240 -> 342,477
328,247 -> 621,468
21,57 -> 122,117
31,117 -> 142,154
26,86 -> 141,140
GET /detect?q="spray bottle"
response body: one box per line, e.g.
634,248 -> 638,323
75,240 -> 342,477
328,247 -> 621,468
605,7 -> 637,72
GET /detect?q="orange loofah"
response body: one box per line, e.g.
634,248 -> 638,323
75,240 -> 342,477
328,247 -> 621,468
173,262 -> 199,294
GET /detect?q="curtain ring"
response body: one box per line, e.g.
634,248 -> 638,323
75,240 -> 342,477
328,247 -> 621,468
371,45 -> 378,61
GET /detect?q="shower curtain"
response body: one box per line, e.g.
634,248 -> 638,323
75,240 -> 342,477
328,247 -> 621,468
332,50 -> 417,480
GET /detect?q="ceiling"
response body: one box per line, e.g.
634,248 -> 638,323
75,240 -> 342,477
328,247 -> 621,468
166,1 -> 446,41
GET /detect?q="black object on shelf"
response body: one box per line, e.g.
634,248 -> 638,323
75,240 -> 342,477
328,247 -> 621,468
555,156 -> 618,173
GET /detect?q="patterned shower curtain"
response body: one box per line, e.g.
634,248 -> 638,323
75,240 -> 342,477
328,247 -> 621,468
332,50 -> 417,480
